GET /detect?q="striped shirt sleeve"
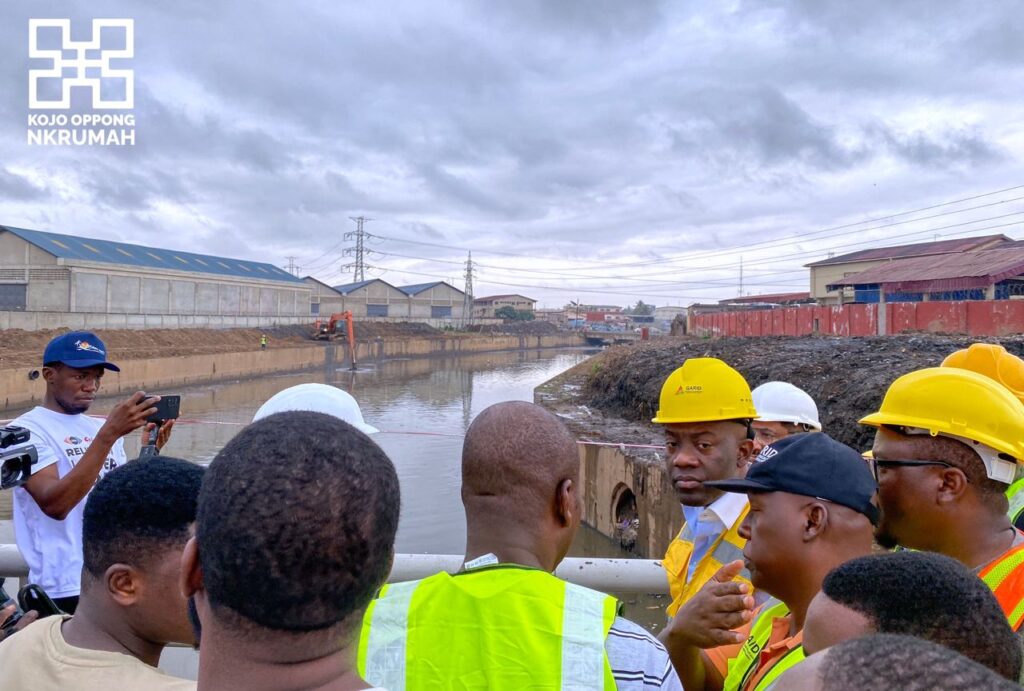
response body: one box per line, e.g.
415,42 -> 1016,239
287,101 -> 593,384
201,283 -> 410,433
604,617 -> 683,690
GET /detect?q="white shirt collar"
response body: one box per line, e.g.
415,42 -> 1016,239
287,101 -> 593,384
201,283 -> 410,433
703,491 -> 748,528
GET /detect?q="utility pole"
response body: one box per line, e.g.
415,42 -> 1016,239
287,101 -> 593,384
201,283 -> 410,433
738,256 -> 744,297
284,256 -> 299,276
343,216 -> 371,282
461,252 -> 476,328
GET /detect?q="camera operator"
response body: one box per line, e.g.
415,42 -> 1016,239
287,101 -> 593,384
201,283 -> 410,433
10,331 -> 174,614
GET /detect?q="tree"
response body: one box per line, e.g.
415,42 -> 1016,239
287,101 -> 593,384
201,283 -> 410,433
495,306 -> 535,321
627,300 -> 654,316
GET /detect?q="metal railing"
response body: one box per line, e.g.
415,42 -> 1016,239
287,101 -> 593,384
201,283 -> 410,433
0,544 -> 669,594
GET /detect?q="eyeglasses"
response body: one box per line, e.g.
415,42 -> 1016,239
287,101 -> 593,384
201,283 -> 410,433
870,458 -> 955,480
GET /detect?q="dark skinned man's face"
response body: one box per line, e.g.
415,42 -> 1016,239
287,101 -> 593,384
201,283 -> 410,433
663,420 -> 751,507
45,364 -> 104,415
871,427 -> 939,550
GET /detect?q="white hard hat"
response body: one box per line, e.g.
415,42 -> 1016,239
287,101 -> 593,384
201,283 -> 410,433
751,381 -> 821,430
252,383 -> 379,434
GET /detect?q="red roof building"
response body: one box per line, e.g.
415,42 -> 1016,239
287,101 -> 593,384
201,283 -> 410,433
807,234 -> 1014,304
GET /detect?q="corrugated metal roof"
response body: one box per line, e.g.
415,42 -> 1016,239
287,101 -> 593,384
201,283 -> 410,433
720,292 -> 810,305
805,234 -> 1012,267
827,246 -> 1024,292
398,281 -> 465,296
474,293 -> 537,303
1,225 -> 303,283
331,279 -> 389,294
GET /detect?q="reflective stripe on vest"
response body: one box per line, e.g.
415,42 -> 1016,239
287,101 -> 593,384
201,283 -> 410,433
664,503 -> 752,617
722,600 -> 804,691
357,566 -> 618,690
979,539 -> 1024,631
359,580 -> 418,691
1007,479 -> 1024,526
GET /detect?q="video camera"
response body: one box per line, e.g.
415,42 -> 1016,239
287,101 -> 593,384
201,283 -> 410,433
0,426 -> 37,491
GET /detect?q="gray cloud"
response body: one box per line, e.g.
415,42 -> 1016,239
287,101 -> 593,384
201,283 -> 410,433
0,167 -> 47,202
0,0 -> 1021,306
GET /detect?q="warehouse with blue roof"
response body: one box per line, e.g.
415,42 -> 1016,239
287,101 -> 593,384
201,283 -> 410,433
300,276 -> 467,321
0,225 -> 310,329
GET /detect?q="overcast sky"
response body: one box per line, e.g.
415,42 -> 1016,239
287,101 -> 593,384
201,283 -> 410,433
2,1 -> 1023,308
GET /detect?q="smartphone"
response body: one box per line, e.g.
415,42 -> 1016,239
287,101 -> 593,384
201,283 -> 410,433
17,584 -> 64,618
145,395 -> 181,424
0,579 -> 22,632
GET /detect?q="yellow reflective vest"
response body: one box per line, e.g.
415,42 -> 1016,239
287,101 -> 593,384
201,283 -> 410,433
358,565 -> 619,690
663,504 -> 752,617
722,601 -> 805,691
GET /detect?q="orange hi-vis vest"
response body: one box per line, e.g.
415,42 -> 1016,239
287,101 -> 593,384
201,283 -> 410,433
979,538 -> 1024,631
663,504 -> 752,617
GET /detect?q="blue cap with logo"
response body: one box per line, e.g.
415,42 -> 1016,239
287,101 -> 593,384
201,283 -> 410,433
704,432 -> 879,525
42,331 -> 120,372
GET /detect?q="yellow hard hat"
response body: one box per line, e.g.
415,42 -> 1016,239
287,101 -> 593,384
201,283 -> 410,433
860,367 -> 1024,481
652,357 -> 757,424
942,343 -> 1024,404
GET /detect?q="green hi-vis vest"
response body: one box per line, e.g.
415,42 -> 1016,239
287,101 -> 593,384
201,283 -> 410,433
358,565 -> 619,690
1007,478 -> 1024,527
722,600 -> 805,691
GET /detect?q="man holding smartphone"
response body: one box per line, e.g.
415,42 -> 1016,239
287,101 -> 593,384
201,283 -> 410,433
9,331 -> 173,614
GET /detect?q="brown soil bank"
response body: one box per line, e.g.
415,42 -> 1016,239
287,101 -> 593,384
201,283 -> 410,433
0,322 -> 445,369
576,335 -> 1024,452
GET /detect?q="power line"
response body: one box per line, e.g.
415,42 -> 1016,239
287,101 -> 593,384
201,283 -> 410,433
367,184 -> 1024,272
307,184 -> 1024,302
364,209 -> 1024,286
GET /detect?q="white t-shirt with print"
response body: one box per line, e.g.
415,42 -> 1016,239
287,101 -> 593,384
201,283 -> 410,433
10,407 -> 127,598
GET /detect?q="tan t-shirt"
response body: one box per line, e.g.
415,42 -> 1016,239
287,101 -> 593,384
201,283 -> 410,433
0,616 -> 195,691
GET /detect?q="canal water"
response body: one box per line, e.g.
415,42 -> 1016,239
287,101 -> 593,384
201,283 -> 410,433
0,347 -> 666,636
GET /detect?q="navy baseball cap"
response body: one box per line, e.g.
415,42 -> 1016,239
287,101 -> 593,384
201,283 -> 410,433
705,433 -> 879,525
42,331 -> 120,372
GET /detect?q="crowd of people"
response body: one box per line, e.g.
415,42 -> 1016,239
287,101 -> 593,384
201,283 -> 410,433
1,331 -> 1024,690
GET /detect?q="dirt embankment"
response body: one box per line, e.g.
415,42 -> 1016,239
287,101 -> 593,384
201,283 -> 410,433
465,321 -> 561,336
562,335 -> 1024,452
0,322 -> 446,370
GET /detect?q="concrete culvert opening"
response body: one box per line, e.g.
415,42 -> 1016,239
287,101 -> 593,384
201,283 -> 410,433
612,484 -> 639,552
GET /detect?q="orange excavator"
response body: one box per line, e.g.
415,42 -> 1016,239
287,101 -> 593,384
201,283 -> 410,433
312,311 -> 357,370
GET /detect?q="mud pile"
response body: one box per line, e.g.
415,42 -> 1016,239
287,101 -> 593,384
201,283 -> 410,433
578,335 -> 1024,451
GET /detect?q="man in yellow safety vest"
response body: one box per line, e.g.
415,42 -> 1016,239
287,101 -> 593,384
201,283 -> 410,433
358,401 -> 682,690
662,433 -> 876,691
653,358 -> 759,621
861,366 -> 1024,632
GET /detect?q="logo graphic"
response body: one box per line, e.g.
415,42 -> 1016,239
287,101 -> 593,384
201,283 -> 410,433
674,385 -> 703,395
755,445 -> 779,463
28,18 -> 133,109
65,436 -> 81,445
74,340 -> 105,355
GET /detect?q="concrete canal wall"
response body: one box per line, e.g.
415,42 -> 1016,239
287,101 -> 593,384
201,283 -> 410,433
0,333 -> 585,411
577,444 -> 680,560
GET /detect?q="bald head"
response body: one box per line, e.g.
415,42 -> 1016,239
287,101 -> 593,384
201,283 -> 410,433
462,401 -> 579,522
